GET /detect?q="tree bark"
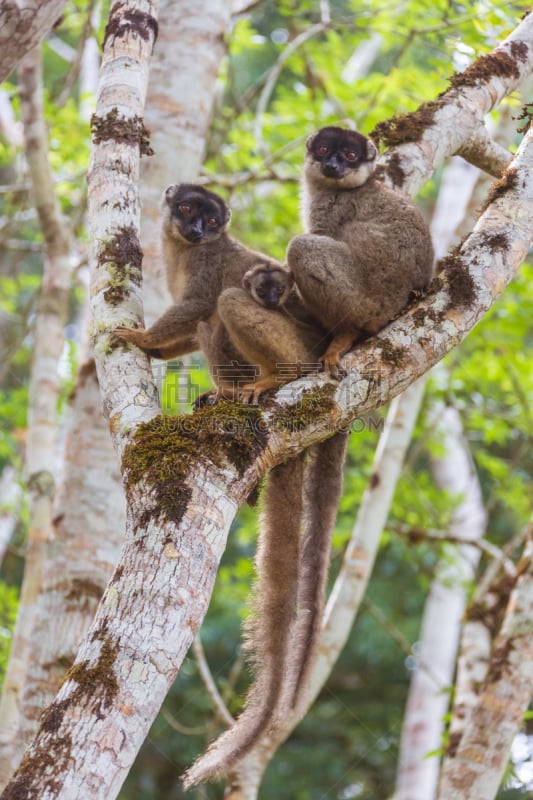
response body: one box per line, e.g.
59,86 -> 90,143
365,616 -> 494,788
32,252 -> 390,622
437,536 -> 533,800
0,46 -> 72,786
2,11 -> 533,800
12,359 -> 125,763
395,392 -> 486,800
0,0 -> 70,83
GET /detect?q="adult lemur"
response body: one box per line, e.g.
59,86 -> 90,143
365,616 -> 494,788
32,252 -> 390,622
288,126 -> 434,375
113,187 -> 345,785
184,128 -> 433,789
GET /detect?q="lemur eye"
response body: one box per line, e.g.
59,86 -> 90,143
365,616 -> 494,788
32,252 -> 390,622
207,217 -> 219,228
256,287 -> 265,296
317,145 -> 329,156
345,151 -> 358,162
178,203 -> 192,214
275,286 -> 284,294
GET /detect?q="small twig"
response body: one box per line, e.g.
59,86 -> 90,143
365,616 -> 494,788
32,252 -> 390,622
55,0 -> 99,107
254,21 -> 329,155
362,596 -> 412,656
160,706 -> 206,736
192,636 -> 235,728
394,523 -> 517,577
475,521 -> 532,599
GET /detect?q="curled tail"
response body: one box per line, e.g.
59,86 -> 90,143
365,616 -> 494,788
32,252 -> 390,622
285,431 -> 348,710
182,455 -> 305,789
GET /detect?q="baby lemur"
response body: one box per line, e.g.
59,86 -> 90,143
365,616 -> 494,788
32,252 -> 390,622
217,263 -> 328,403
287,125 -> 434,376
183,264 -> 348,790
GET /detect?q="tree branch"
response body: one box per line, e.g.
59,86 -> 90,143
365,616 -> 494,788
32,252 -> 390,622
0,0 -> 70,83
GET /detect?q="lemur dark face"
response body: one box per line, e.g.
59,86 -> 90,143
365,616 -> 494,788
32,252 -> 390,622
305,127 -> 377,188
243,266 -> 295,310
163,183 -> 231,244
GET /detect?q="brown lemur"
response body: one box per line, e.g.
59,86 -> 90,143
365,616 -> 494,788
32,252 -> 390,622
184,128 -> 434,789
182,264 -> 348,790
111,183 -> 281,377
287,125 -> 435,377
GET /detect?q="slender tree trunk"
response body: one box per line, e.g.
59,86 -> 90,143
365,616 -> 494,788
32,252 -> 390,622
141,0 -> 232,322
11,358 -> 125,765
395,394 -> 486,800
0,46 -> 71,786
393,151 -> 488,800
437,536 -> 533,800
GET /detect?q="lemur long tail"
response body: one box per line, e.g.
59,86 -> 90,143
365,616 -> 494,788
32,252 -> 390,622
285,431 -> 348,710
182,454 -> 304,789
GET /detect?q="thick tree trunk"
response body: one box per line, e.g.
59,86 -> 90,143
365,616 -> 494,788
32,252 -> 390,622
0,46 -> 71,786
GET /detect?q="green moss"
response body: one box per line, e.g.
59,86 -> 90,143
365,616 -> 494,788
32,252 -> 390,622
378,339 -> 408,366
122,403 -> 268,528
60,628 -> 120,718
370,100 -> 441,147
271,386 -> 336,433
91,107 -> 154,156
98,227 -> 143,306
449,42 -> 528,90
481,167 -> 520,213
438,255 -> 478,309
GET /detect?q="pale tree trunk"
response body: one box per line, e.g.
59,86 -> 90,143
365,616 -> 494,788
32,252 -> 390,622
395,393 -> 487,800
1,0 -> 233,776
140,0 -> 232,322
0,0 -> 70,83
0,46 -> 71,785
437,535 -> 533,800
2,12 -> 533,800
396,101 -> 522,800
9,359 -> 125,769
393,153 -> 488,800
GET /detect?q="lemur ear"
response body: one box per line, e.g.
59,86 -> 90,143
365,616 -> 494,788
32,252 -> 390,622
164,184 -> 179,199
242,270 -> 252,291
366,139 -> 378,161
305,131 -> 317,151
